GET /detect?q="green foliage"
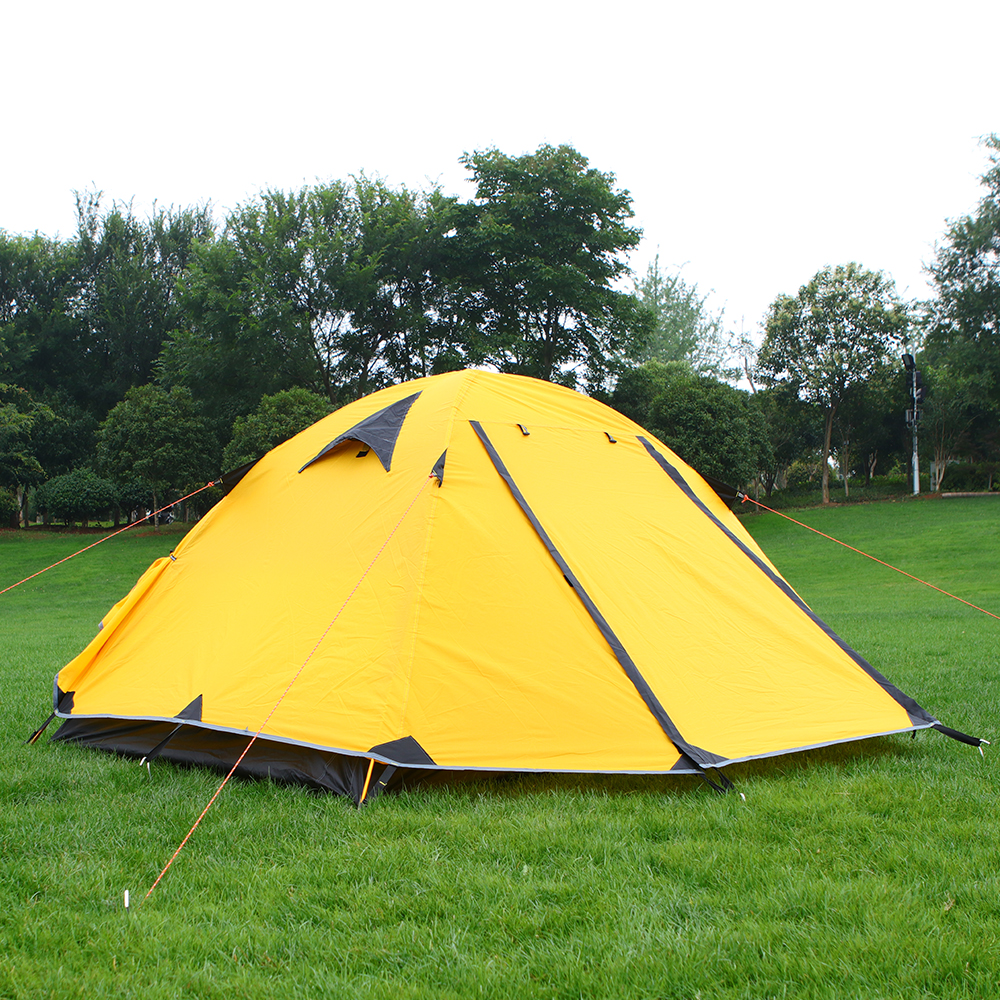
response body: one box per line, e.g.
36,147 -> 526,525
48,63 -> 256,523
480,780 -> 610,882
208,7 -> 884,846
833,363 -> 907,493
634,255 -> 740,379
97,384 -> 216,513
164,179 -> 462,429
753,383 -> 823,496
454,144 -> 649,391
758,263 -> 909,502
116,479 -> 155,520
612,361 -> 770,487
0,232 -> 79,383
0,487 -> 16,518
924,134 -> 1000,410
0,383 -> 55,522
938,461 -> 1000,492
69,192 -> 215,415
35,468 -> 118,524
222,388 -> 333,471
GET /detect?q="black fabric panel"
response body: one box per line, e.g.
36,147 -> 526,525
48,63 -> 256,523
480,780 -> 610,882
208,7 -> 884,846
368,735 -> 436,766
299,392 -> 421,474
470,420 -> 725,770
54,684 -> 74,714
700,473 -> 741,508
51,717 -> 372,801
176,695 -> 203,722
50,717 -> 507,802
432,450 -> 447,486
637,436 -> 936,728
141,723 -> 184,762
669,755 -> 707,774
219,459 -> 261,495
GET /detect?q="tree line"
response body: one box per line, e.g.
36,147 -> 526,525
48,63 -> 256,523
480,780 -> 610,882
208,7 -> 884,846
1,139 -> 998,527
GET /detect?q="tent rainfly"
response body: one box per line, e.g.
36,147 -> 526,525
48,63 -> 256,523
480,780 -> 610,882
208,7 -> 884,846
49,370 -> 965,802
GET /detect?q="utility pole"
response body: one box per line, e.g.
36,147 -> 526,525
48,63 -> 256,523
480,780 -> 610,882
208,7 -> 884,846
902,351 -> 925,495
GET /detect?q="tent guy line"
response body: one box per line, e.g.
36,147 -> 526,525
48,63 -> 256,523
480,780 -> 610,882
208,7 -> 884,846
139,470 -> 438,907
5,480 -> 221,603
738,493 -> 1000,624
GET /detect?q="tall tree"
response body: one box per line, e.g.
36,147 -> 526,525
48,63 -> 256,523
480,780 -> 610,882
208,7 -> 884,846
0,232 -> 80,387
68,192 -> 215,415
924,134 -> 1000,408
611,361 -> 770,488
97,384 -> 216,525
453,144 -> 649,390
163,179 -> 461,426
757,263 -> 909,503
0,383 -> 54,527
222,388 -> 333,471
634,256 -> 739,380
753,382 -> 822,497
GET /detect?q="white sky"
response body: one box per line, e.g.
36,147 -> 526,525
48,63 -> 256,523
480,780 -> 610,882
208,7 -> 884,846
4,0 -> 998,340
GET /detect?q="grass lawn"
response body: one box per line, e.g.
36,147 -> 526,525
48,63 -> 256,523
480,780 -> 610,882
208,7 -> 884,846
1,500 -> 998,999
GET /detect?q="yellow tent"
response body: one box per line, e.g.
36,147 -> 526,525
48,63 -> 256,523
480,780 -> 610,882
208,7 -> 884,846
52,370 -> 944,801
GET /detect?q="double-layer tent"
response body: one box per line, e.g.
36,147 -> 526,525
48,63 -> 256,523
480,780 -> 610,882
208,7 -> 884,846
50,370 -> 946,801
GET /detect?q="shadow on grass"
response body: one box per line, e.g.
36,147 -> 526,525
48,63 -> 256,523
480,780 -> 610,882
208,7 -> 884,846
382,732 -> 925,806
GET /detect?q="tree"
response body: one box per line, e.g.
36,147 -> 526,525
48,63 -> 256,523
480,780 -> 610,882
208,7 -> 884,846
0,232 -> 78,383
916,362 -> 985,491
924,135 -> 1000,410
163,179 -> 462,425
452,144 -> 649,391
97,384 -> 216,526
0,383 -> 54,527
634,256 -> 740,380
36,468 -> 117,526
222,388 -> 333,471
59,193 -> 214,416
757,263 -> 909,503
611,361 -> 770,488
832,363 -> 903,496
753,382 -> 822,497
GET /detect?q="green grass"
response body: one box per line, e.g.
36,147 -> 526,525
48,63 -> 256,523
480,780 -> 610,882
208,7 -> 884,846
1,501 -> 998,999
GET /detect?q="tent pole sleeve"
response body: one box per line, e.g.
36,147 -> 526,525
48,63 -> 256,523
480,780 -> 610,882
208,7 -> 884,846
470,420 -> 725,771
637,436 -> 937,729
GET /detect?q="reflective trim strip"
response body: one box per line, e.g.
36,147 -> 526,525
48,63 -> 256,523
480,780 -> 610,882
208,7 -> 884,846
470,420 -> 724,770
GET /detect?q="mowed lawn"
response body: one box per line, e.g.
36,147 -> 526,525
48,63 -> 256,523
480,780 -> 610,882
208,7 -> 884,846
1,499 -> 998,999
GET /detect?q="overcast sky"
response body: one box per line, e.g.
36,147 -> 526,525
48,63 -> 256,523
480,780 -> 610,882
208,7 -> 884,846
5,0 -> 997,341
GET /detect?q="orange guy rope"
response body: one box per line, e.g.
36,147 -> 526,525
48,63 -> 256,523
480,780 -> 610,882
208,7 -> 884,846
740,493 -> 1000,622
139,472 -> 436,908
0,480 -> 220,598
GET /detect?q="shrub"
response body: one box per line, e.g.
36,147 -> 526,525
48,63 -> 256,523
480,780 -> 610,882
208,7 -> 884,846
117,480 -> 155,522
939,462 -> 999,492
0,488 -> 17,522
36,469 -> 118,524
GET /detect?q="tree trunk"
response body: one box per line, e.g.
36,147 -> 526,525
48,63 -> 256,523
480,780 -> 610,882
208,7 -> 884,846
821,405 -> 835,504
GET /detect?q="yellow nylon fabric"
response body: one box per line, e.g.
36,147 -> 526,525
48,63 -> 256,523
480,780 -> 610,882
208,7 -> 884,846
57,370 -> 916,773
